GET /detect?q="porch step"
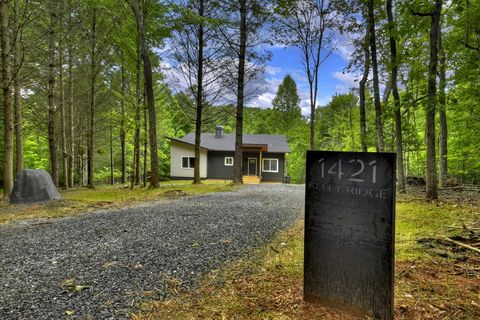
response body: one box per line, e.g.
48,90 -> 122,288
243,175 -> 261,184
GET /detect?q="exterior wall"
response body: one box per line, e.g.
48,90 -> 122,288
261,152 -> 285,182
207,151 -> 235,179
170,141 -> 207,178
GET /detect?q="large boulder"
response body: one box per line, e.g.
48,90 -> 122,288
10,169 -> 62,204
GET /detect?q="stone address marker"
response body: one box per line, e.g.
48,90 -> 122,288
304,151 -> 396,319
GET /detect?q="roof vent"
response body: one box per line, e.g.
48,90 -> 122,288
215,125 -> 224,139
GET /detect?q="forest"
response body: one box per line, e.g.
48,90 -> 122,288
0,0 -> 479,200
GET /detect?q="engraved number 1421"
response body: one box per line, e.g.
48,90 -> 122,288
318,158 -> 377,183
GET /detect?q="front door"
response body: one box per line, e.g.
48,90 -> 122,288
247,158 -> 257,176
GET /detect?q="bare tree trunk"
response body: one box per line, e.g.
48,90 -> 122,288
387,0 -> 405,192
143,84 -> 147,187
120,64 -> 127,184
418,0 -> 442,199
359,30 -> 370,153
59,4 -> 68,189
48,3 -> 58,187
110,113 -> 114,185
67,0 -> 74,187
130,0 -> 159,188
367,0 -> 385,152
1,0 -> 14,197
233,0 -> 247,184
13,0 -> 23,174
133,45 -> 141,186
438,32 -> 447,187
193,0 -> 204,185
87,8 -> 97,188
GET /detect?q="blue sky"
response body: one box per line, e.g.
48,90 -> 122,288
249,43 -> 359,116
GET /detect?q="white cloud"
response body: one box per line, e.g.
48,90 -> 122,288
265,65 -> 282,76
332,71 -> 360,93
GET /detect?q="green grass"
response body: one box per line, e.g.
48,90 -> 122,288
0,180 -> 237,224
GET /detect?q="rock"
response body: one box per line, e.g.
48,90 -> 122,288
10,169 -> 62,205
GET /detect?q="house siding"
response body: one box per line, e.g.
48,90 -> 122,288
207,151 -> 235,179
261,152 -> 285,182
170,140 -> 207,178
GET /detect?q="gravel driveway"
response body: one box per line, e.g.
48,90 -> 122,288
0,184 -> 304,319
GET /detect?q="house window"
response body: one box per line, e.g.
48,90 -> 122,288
263,158 -> 279,173
181,156 -> 195,169
225,157 -> 234,166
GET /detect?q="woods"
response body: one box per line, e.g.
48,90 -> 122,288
0,0 -> 479,200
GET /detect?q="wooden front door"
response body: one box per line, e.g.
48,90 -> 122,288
247,158 -> 257,176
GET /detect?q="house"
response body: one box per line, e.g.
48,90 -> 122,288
169,126 -> 290,183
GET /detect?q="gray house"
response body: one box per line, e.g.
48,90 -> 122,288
169,126 -> 290,183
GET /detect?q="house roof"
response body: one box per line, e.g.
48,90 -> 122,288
170,133 -> 291,153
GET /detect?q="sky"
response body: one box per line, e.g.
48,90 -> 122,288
249,41 -> 359,116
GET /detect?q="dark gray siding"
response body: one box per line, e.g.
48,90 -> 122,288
261,153 -> 285,182
207,151 -> 235,179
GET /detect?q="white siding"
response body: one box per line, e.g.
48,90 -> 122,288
170,141 -> 208,178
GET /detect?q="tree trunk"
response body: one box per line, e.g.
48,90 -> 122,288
359,29 -> 370,153
1,0 -> 14,197
233,0 -> 247,184
48,4 -> 58,187
386,0 -> 405,192
133,45 -> 141,186
59,5 -> 68,189
130,0 -> 159,188
425,0 -> 442,199
87,8 -> 97,188
67,0 -> 74,187
110,113 -> 114,185
194,0 -> 204,185
367,0 -> 385,152
120,64 -> 127,184
438,32 -> 447,187
143,87 -> 147,187
13,0 -> 23,174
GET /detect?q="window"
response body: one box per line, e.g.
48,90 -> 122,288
181,156 -> 195,169
224,157 -> 234,166
263,158 -> 278,173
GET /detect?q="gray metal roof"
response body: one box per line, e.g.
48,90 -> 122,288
171,133 -> 291,153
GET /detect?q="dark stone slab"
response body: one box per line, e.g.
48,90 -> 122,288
10,169 -> 62,204
304,151 -> 396,320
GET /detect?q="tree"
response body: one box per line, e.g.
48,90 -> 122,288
367,0 -> 385,152
1,0 -> 13,197
412,0 -> 442,199
87,8 -> 97,188
47,0 -> 58,187
274,0 -> 333,150
171,0 -> 229,184
272,74 -> 301,133
386,0 -> 405,192
358,29 -> 370,152
129,0 -> 160,188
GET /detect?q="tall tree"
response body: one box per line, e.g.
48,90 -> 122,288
438,29 -> 447,187
413,0 -> 442,199
1,0 -> 13,197
359,29 -> 370,152
66,0 -> 75,188
386,0 -> 405,192
367,0 -> 385,152
87,8 -> 97,188
272,74 -> 301,133
47,0 -> 58,186
59,0 -> 68,189
13,0 -> 23,174
129,0 -> 160,188
172,0 -> 231,184
274,0 -> 333,150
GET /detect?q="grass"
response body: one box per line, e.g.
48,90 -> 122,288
133,190 -> 480,320
0,180 -> 236,225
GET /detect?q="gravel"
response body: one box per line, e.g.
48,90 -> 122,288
0,184 -> 304,319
